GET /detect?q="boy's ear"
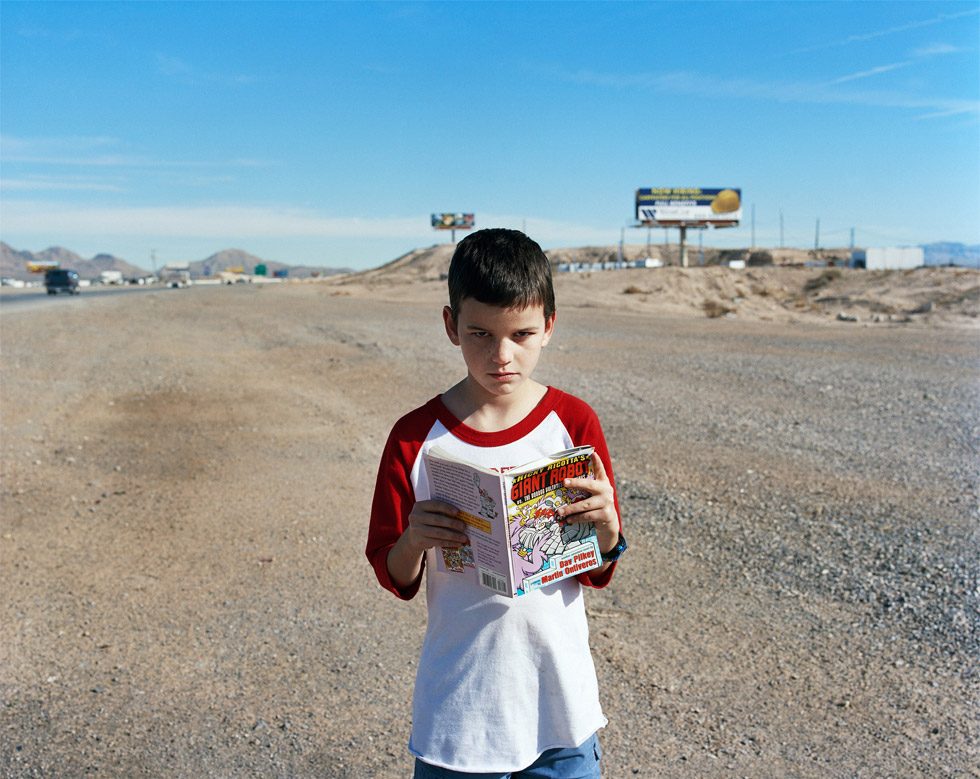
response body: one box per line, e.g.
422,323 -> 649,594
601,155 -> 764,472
443,305 -> 461,346
541,311 -> 556,347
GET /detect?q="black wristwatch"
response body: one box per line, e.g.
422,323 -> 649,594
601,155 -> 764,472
600,533 -> 628,563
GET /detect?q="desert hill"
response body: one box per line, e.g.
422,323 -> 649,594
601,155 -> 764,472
335,243 -> 979,327
349,243 -> 457,283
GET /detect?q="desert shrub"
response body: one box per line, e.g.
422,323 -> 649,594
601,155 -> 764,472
623,285 -> 650,295
804,269 -> 842,293
747,251 -> 774,267
702,299 -> 735,318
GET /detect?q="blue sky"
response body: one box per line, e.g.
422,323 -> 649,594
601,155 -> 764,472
1,1 -> 978,271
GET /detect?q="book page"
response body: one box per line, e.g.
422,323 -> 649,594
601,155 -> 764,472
424,456 -> 513,595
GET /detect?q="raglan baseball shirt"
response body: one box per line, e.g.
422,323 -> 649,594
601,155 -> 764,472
365,387 -> 621,773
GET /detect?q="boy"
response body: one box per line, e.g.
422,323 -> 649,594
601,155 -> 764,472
366,228 -> 626,778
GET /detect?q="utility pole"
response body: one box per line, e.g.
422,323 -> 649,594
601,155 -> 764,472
814,218 -> 820,251
618,226 -> 624,263
150,249 -> 157,274
849,227 -> 855,251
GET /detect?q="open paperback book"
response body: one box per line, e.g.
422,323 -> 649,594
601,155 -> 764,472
422,444 -> 602,597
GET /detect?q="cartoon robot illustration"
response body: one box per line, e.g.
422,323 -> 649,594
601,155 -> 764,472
511,496 -> 563,582
476,477 -> 498,522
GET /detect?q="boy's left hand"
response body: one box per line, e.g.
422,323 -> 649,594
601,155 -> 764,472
557,453 -> 620,555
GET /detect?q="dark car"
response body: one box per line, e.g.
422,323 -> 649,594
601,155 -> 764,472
44,269 -> 80,295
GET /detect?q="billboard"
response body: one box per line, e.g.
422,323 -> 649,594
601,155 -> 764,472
636,187 -> 742,226
432,213 -> 475,230
27,261 -> 60,273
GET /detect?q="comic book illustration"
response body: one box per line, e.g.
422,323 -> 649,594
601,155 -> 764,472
423,445 -> 602,597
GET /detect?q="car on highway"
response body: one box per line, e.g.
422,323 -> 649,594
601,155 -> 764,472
44,269 -> 80,295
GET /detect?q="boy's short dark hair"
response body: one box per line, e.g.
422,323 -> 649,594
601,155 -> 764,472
447,228 -> 555,320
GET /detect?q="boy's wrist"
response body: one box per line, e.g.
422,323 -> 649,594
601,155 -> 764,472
596,526 -> 620,555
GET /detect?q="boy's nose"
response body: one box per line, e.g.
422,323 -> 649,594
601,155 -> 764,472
492,340 -> 512,364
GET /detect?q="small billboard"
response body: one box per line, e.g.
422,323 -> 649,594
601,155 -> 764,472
432,213 -> 475,230
636,188 -> 742,226
27,261 -> 60,273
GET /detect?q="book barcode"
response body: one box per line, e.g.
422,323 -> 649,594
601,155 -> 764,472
480,569 -> 508,594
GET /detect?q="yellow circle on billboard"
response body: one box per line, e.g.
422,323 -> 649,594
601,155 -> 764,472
711,189 -> 740,214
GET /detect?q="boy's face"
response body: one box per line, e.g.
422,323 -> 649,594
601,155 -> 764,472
444,298 -> 555,402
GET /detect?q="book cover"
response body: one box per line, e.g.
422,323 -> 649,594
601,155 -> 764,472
423,445 -> 602,597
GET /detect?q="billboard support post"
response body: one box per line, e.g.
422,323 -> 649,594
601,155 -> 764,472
679,226 -> 689,268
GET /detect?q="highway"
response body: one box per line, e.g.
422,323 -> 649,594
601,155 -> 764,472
0,284 -> 183,312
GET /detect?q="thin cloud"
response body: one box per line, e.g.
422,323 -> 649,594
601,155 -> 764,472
1,134 -> 120,154
481,214 -> 622,246
16,25 -> 113,44
555,67 -> 979,120
155,53 -> 193,78
912,42 -> 967,57
1,135 -> 272,169
789,7 -> 980,54
1,177 -> 124,193
0,201 -> 624,247
0,202 -> 429,239
154,52 -> 256,87
830,61 -> 913,85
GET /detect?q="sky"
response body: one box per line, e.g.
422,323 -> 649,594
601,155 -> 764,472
1,1 -> 978,272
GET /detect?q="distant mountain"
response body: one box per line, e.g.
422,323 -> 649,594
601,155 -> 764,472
189,248 -> 350,279
190,248 -> 267,277
922,242 -> 980,268
0,242 -> 149,281
0,242 -> 349,281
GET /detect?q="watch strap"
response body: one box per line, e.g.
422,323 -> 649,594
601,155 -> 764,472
600,532 -> 628,563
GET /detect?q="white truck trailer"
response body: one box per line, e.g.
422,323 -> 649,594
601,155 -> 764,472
159,263 -> 192,288
850,247 -> 924,270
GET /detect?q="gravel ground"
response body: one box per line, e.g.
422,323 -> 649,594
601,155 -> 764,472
1,279 -> 977,778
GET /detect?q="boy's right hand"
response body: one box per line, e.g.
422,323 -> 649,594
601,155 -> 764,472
405,500 -> 470,553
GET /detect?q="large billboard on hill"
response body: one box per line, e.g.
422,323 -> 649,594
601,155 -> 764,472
432,213 -> 475,230
636,188 -> 742,226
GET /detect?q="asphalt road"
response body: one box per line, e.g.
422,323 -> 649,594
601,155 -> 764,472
0,284 -> 188,311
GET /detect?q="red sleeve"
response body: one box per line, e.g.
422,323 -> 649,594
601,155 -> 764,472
553,391 -> 622,590
365,404 -> 435,600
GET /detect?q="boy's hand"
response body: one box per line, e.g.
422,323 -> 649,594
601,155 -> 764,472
557,454 -> 620,555
387,499 -> 469,591
405,499 -> 470,554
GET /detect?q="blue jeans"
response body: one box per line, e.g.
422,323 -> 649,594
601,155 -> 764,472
412,733 -> 602,779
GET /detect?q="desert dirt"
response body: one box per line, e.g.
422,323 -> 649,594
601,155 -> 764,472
1,262 -> 978,778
